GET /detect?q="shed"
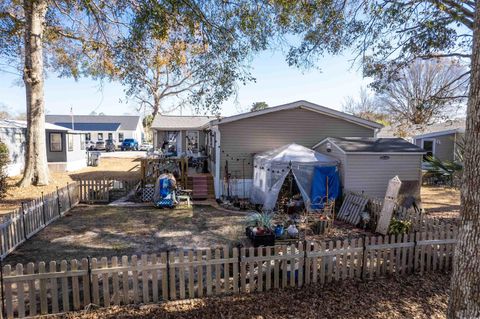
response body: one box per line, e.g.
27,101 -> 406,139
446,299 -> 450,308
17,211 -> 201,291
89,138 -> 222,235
313,137 -> 425,200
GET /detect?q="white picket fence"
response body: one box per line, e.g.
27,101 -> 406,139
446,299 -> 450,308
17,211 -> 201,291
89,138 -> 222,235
0,183 -> 80,260
1,225 -> 458,318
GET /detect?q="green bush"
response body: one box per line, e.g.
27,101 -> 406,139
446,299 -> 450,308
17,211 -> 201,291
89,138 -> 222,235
0,141 -> 9,198
388,218 -> 412,235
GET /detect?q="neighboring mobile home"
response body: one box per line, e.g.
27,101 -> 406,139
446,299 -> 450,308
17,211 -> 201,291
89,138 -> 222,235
313,137 -> 425,200
0,120 -> 87,176
412,119 -> 465,162
46,114 -> 144,147
378,118 -> 465,162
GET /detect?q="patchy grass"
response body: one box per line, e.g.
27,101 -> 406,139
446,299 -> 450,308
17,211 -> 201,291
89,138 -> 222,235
59,273 -> 450,319
421,186 -> 460,220
0,157 -> 141,215
3,205 -> 249,266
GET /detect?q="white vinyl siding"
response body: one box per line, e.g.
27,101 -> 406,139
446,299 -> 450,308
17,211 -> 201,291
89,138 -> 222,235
219,108 -> 375,180
344,154 -> 422,199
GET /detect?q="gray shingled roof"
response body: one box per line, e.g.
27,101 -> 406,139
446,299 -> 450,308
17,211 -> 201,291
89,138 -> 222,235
378,118 -> 465,138
322,137 -> 425,153
151,115 -> 216,130
46,115 -> 141,131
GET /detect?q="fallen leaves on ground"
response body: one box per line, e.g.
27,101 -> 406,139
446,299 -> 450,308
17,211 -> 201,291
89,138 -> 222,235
1,157 -> 141,214
59,273 -> 450,319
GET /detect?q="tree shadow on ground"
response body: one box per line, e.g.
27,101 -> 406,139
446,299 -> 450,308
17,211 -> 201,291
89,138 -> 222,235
3,205 -> 247,266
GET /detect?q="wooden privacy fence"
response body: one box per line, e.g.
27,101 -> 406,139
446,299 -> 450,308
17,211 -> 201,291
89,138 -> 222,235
1,226 -> 458,318
78,179 -> 140,204
0,183 -> 79,260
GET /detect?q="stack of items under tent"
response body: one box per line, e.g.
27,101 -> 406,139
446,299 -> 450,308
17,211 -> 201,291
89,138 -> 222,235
153,173 -> 177,208
250,143 -> 340,212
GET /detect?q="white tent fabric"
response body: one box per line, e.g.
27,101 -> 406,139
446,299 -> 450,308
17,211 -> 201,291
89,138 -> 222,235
250,143 -> 339,210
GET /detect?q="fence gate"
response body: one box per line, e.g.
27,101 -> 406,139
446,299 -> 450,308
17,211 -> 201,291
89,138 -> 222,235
79,179 -> 140,204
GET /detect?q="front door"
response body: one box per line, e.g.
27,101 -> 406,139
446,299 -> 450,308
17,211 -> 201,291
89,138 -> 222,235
422,139 -> 435,160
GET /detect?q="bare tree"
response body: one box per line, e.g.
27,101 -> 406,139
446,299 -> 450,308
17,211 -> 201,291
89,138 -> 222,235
118,39 -> 206,117
377,59 -> 468,127
342,87 -> 389,124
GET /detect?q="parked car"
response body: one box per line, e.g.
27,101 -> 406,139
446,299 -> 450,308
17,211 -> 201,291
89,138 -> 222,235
105,139 -> 116,152
121,138 -> 139,151
86,140 -> 96,151
95,141 -> 106,151
139,143 -> 153,151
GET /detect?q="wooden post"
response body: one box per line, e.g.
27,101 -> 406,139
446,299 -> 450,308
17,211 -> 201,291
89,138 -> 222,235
41,192 -> 47,226
0,258 -> 6,318
21,202 -> 27,240
326,176 -> 329,201
66,183 -> 72,209
56,186 -> 61,216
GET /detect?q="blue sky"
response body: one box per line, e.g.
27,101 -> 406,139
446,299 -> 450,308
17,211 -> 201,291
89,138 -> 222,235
0,49 -> 370,117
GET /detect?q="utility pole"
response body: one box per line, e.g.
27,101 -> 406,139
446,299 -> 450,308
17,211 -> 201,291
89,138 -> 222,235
70,106 -> 75,130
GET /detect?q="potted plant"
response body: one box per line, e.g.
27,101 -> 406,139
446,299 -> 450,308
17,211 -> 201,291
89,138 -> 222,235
246,212 -> 276,247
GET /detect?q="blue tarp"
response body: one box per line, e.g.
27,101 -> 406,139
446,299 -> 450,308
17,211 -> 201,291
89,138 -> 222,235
310,166 -> 340,209
154,178 -> 175,208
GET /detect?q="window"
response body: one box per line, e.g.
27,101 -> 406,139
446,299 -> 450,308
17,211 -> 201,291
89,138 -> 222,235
98,133 -> 103,141
68,134 -> 74,151
85,133 -> 91,141
108,133 -> 113,140
422,139 -> 435,160
49,133 -> 62,152
118,133 -> 124,142
80,134 -> 86,150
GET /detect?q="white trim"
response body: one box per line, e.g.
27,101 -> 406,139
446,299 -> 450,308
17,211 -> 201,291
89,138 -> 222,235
313,138 -> 347,154
421,138 -> 436,157
210,100 -> 383,129
413,128 -> 464,140
212,125 -> 221,198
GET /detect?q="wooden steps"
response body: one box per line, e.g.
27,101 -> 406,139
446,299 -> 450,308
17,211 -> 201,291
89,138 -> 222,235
187,175 -> 215,200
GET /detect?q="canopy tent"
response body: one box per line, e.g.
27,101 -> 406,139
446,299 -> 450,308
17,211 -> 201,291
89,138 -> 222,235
250,143 -> 339,210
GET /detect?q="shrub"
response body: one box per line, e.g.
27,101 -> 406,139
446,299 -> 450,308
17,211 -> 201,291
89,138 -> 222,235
0,141 -> 9,198
388,218 -> 412,235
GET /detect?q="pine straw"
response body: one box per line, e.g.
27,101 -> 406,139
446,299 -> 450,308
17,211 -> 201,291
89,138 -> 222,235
58,273 -> 449,319
421,186 -> 460,221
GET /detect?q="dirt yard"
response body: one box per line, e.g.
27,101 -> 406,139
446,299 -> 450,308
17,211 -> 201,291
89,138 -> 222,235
0,156 -> 142,214
421,186 -> 461,220
3,204 -> 249,266
59,273 -> 450,319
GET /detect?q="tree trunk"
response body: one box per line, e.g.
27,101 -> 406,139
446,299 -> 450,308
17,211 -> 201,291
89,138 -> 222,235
152,94 -> 160,118
447,4 -> 480,318
19,0 -> 49,186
